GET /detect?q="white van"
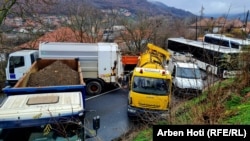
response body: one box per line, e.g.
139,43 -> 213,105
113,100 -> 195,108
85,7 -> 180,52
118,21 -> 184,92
168,52 -> 205,97
5,50 -> 39,86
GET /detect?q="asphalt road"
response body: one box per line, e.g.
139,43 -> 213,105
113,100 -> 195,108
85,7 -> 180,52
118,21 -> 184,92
85,87 -> 135,141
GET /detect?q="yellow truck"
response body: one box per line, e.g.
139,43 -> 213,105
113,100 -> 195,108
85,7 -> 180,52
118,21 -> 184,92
127,43 -> 172,121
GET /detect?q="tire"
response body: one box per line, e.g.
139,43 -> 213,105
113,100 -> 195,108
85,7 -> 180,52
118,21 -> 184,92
86,81 -> 102,95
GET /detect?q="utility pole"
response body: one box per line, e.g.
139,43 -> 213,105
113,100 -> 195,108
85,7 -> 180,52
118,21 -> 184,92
199,5 -> 205,37
244,10 -> 249,38
195,16 -> 198,40
199,5 -> 205,20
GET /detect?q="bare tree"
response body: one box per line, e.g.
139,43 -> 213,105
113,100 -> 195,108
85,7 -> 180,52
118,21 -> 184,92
0,0 -> 58,26
119,12 -> 167,54
102,8 -> 120,42
0,0 -> 58,94
0,0 -> 16,26
65,0 -> 104,43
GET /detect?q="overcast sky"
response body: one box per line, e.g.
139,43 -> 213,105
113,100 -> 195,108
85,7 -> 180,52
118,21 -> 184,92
151,0 -> 250,15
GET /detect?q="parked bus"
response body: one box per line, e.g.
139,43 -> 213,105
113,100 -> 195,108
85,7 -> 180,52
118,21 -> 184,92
167,37 -> 243,78
203,34 -> 250,50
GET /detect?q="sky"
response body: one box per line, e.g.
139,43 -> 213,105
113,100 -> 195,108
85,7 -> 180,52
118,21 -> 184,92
152,0 -> 250,15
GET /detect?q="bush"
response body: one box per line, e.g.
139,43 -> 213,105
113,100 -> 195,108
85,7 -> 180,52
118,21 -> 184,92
240,87 -> 250,96
225,94 -> 242,109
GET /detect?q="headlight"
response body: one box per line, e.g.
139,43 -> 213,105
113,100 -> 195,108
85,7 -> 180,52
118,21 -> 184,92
128,108 -> 136,113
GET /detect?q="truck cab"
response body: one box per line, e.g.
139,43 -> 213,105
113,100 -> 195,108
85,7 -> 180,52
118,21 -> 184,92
5,50 -> 38,87
0,91 -> 100,140
168,52 -> 205,97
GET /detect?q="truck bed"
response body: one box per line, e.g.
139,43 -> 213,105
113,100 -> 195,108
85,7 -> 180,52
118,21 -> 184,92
0,91 -> 84,129
2,58 -> 85,96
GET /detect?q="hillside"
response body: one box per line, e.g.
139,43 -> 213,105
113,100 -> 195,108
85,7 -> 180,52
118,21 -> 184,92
50,0 -> 195,19
89,0 -> 195,18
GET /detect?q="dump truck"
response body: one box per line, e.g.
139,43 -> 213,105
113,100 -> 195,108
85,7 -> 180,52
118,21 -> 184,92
5,42 -> 124,95
127,43 -> 172,120
1,58 -> 100,140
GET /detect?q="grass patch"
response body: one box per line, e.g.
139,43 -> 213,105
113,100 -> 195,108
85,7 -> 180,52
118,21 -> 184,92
133,128 -> 152,141
221,99 -> 250,124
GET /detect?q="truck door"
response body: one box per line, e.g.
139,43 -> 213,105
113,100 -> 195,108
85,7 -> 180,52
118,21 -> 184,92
6,56 -> 27,83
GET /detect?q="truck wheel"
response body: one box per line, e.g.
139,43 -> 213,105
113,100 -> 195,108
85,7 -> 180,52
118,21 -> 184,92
86,81 -> 102,95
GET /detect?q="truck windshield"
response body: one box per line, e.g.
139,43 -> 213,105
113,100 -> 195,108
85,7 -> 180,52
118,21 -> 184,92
132,76 -> 170,95
176,67 -> 201,79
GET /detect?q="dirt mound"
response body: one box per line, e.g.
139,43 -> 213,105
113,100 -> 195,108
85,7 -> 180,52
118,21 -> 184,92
27,60 -> 79,87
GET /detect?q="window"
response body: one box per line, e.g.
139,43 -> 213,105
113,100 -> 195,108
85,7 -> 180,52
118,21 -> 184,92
132,76 -> 170,95
231,42 -> 240,49
30,54 -> 35,64
204,34 -> 245,49
9,56 -> 24,73
176,67 -> 202,79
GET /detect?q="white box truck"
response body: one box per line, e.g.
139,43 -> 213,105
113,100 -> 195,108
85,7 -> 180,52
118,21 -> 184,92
5,42 -> 124,95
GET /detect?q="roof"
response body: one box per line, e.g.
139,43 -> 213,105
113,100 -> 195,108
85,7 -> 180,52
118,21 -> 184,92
171,53 -> 199,69
168,37 -> 241,54
190,17 -> 244,28
190,17 -> 250,32
0,92 -> 84,129
10,50 -> 38,56
204,34 -> 250,45
175,62 -> 199,69
16,27 -> 103,50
